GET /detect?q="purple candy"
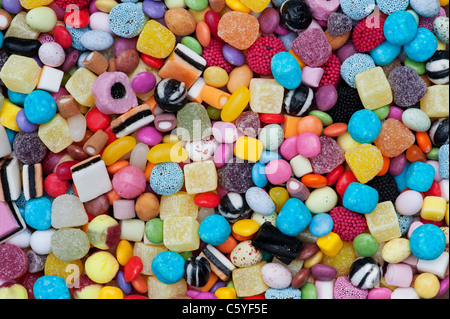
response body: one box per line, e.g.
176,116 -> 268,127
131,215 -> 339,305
437,276 -> 449,297
222,44 -> 245,66
388,66 -> 428,107
310,136 -> 345,174
131,72 -> 156,94
336,40 -> 358,64
61,50 -> 79,72
310,264 -> 337,281
114,37 -> 139,57
387,105 -> 404,121
116,270 -> 133,294
137,126 -> 163,146
259,7 -> 280,35
2,0 -> 23,14
209,280 -> 227,293
291,28 -> 331,68
89,0 -> 101,14
51,87 -> 70,102
194,292 -> 217,299
48,2 -> 66,20
16,109 -> 39,133
274,23 -> 291,35
389,153 -> 407,176
142,0 -> 168,19
315,84 -> 338,111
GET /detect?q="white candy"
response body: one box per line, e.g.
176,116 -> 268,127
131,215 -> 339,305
130,143 -> 149,172
37,66 -> 64,93
245,187 -> 275,216
395,190 -> 424,216
417,252 -> 449,279
51,194 -> 89,229
391,287 -> 420,299
315,280 -> 334,299
290,154 -> 313,178
30,228 -> 56,255
6,228 -> 31,248
120,219 -> 145,242
67,113 -> 87,142
439,179 -> 449,202
0,125 -> 12,158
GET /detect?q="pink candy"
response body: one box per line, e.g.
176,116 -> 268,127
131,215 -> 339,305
297,132 -> 321,158
265,159 -> 291,185
112,166 -> 147,199
279,136 -> 298,160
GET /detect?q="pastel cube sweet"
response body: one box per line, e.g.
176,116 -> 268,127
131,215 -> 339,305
416,251 -> 449,279
183,161 -> 217,194
365,201 -> 402,243
159,192 -> 198,221
232,261 -> 269,297
38,114 -> 73,153
249,78 -> 284,114
137,20 -> 176,59
133,242 -> 168,276
65,68 -> 98,107
4,12 -> 40,39
345,144 -> 384,184
147,276 -> 187,299
0,55 -> 41,94
316,232 -> 343,257
421,196 -> 447,222
37,66 -> 64,93
163,216 -> 200,252
420,85 -> 449,117
0,99 -> 21,131
355,67 -> 393,110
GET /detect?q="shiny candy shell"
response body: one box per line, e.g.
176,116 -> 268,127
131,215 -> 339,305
230,240 -> 263,268
261,262 -> 292,289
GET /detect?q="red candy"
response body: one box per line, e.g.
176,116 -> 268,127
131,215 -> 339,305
194,192 -> 221,208
103,126 -> 118,145
86,107 -> 111,132
0,244 -> 28,281
124,256 -> 143,282
352,16 -> 386,52
204,10 -> 220,39
246,36 -> 285,75
259,113 -> 285,124
55,160 -> 79,180
326,165 -> 344,186
202,38 -> 234,73
335,171 -> 358,196
318,53 -> 341,88
420,217 -> 444,227
53,26 -> 72,50
329,206 -> 367,241
64,8 -> 90,28
44,173 -> 70,197
423,180 -> 441,197
141,54 -> 165,69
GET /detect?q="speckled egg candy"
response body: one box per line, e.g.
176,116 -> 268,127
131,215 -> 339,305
245,187 -> 276,216
149,162 -> 184,196
26,6 -> 57,33
395,190 -> 424,216
80,30 -> 114,51
230,240 -> 263,268
401,108 -> 431,132
410,0 -> 441,18
261,262 -> 292,289
258,124 -> 284,151
434,17 -> 449,44
38,42 -> 65,67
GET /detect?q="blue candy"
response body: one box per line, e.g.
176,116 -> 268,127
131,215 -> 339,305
151,251 -> 185,284
7,89 -> 27,106
370,40 -> 402,66
404,28 -> 438,62
265,287 -> 301,299
405,161 -> 435,192
271,52 -> 302,90
149,162 -> 184,195
259,150 -> 281,164
308,213 -> 334,237
24,197 -> 52,230
348,109 -> 381,143
24,90 -> 57,125
410,224 -> 446,260
109,3 -> 146,38
340,0 -> 376,20
116,270 -> 133,294
80,30 -> 114,51
340,53 -> 376,88
410,0 -> 441,18
252,161 -> 268,188
393,162 -> 410,192
343,182 -> 379,214
383,11 -> 418,46
278,32 -> 298,51
276,198 -> 312,236
198,214 -> 231,245
33,276 -> 71,299
438,144 -> 449,179
66,26 -> 91,51
377,0 -> 409,15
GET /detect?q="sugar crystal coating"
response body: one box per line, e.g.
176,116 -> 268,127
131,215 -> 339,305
340,53 -> 376,88
291,28 -> 332,68
13,131 -> 47,165
310,136 -> 345,174
374,119 -> 416,158
327,12 -> 353,36
218,158 -> 254,193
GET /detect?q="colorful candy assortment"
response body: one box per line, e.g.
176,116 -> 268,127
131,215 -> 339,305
0,0 -> 449,301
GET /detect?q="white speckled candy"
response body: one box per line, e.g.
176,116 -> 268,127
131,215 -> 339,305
305,186 -> 338,214
80,30 -> 114,51
381,238 -> 411,263
258,124 -> 284,151
230,240 -> 263,268
401,108 -> 431,132
245,187 -> 276,216
251,211 -> 277,226
185,136 -> 219,162
89,12 -> 115,35
261,262 -> 292,289
434,16 -> 449,44
38,42 -> 65,67
395,190 -> 424,216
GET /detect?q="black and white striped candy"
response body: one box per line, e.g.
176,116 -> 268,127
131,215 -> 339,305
348,257 -> 382,290
426,50 -> 449,85
200,244 -> 236,281
429,118 -> 449,147
184,256 -> 211,287
215,192 -> 252,223
154,78 -> 187,113
283,83 -> 314,116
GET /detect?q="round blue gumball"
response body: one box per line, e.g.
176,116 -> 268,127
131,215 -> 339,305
198,214 -> 231,245
24,90 -> 57,125
151,251 -> 186,284
370,41 -> 402,66
271,51 -> 302,90
308,213 -> 334,237
404,28 -> 438,62
405,161 -> 435,192
348,109 -> 381,143
24,197 -> 52,230
410,224 -> 446,260
383,11 -> 418,46
33,276 -> 71,299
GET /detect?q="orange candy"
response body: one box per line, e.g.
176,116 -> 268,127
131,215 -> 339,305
217,11 -> 259,50
106,189 -> 121,205
377,156 -> 390,176
284,115 -> 302,138
107,160 -> 129,175
131,275 -> 148,294
301,174 -> 328,188
196,21 -> 211,47
406,144 -> 426,162
144,162 -> 157,180
297,116 -> 323,136
199,272 -> 218,292
215,235 -> 238,254
416,131 -> 432,154
323,123 -> 348,137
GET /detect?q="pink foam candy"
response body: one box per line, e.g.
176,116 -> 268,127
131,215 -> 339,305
0,202 -> 19,240
385,263 -> 413,288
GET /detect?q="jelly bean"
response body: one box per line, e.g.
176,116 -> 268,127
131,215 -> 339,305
101,136 -> 136,166
124,256 -> 143,282
220,86 -> 251,122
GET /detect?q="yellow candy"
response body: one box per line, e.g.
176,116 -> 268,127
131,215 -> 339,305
234,136 -> 263,162
74,284 -> 103,299
215,286 -> 237,299
102,136 -> 137,166
19,0 -> 52,9
379,277 -> 397,291
95,0 -> 119,12
345,144 -> 383,184
147,142 -> 188,163
232,219 -> 260,237
189,7 -> 211,23
249,78 -> 284,114
87,215 -> 120,250
232,261 -> 269,297
355,67 -> 393,111
321,241 -> 356,277
133,242 -> 168,276
0,284 -> 28,299
147,276 -> 187,299
439,0 -> 449,5
420,85 -> 449,118
0,99 -> 21,131
183,161 -> 217,194
159,192 -> 198,220
437,37 -> 447,50
137,20 -> 176,59
65,68 -> 98,107
414,273 -> 440,299
303,250 -> 323,268
163,216 -> 200,252
0,55 -> 41,94
116,239 -> 134,266
85,251 -> 119,284
221,86 -> 250,122
98,286 -> 124,299
421,196 -> 447,222
269,187 -> 289,213
365,201 -> 402,243
336,131 -> 361,152
38,114 -> 73,153
203,66 -> 229,88
225,0 -> 251,13
44,253 -> 84,283
240,0 -> 271,13
316,232 -> 343,257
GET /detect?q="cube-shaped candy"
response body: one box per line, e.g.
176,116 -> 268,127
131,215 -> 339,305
159,192 -> 198,220
355,67 -> 393,110
249,78 -> 284,114
232,261 -> 269,297
365,201 -> 402,243
4,12 -> 40,39
65,68 -> 98,107
420,85 -> 449,118
137,20 -> 176,59
37,66 -> 64,93
147,276 -> 187,299
374,119 -> 415,158
321,241 -> 356,277
317,232 -> 343,257
345,144 -> 383,184
38,114 -> 72,153
163,216 -> 200,252
416,251 -> 449,279
290,154 -> 313,178
421,196 -> 447,222
133,242 -> 168,276
240,0 -> 270,12
184,161 -> 217,194
0,55 -> 41,94
0,99 -> 21,131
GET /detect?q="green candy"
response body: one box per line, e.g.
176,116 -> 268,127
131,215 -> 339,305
404,57 -> 426,75
179,251 -> 193,260
308,110 -> 333,126
207,105 -> 221,120
427,147 -> 440,160
353,233 -> 379,257
181,36 -> 202,55
144,218 -> 164,244
373,105 -> 390,120
184,0 -> 208,10
165,0 -> 187,9
300,282 -> 318,299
